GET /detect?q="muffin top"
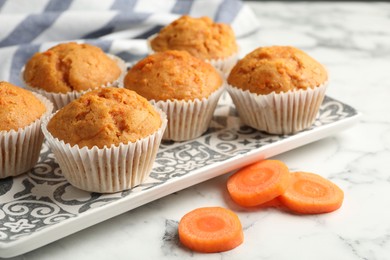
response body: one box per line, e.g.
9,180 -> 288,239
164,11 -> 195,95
0,81 -> 46,131
47,87 -> 162,149
150,15 -> 238,60
227,46 -> 328,95
123,50 -> 223,101
23,42 -> 122,94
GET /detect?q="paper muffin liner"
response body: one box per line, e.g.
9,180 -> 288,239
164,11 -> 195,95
206,52 -> 238,75
151,85 -> 225,141
41,109 -> 167,193
21,54 -> 127,111
226,82 -> 328,135
147,34 -> 238,75
0,93 -> 54,179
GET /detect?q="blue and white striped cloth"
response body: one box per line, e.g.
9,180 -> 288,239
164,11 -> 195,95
0,0 -> 259,87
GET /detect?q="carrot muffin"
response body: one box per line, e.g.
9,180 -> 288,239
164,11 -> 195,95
227,46 -> 328,134
0,81 -> 53,179
22,42 -> 126,110
149,15 -> 238,74
124,50 -> 224,141
42,87 -> 167,193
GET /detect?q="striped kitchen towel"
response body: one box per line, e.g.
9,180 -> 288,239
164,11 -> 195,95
0,0 -> 259,86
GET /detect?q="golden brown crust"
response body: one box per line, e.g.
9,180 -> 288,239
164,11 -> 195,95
0,81 -> 46,131
123,50 -> 223,101
47,87 -> 162,149
23,42 -> 121,94
227,46 -> 328,95
150,15 -> 237,60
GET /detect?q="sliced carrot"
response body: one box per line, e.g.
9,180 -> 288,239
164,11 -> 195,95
279,171 -> 344,214
178,207 -> 244,253
227,160 -> 290,207
259,197 -> 283,208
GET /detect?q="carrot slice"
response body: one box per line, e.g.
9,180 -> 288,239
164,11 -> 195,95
227,160 -> 290,207
178,207 -> 244,253
279,171 -> 344,214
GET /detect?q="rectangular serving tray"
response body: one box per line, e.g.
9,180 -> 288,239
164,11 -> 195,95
0,93 -> 360,258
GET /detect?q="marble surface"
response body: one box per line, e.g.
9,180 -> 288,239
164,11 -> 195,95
4,1 -> 390,259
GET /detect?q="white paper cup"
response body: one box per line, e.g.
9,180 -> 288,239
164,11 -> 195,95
22,54 -> 127,111
207,53 -> 239,76
0,93 -> 53,179
151,85 -> 224,141
226,82 -> 328,135
41,109 -> 167,193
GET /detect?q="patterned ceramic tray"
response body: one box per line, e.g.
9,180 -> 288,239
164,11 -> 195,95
0,93 -> 360,257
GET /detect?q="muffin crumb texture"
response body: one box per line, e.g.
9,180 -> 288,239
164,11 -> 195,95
47,88 -> 162,149
228,46 -> 328,95
0,81 -> 46,131
23,42 -> 121,93
150,15 -> 238,60
124,50 -> 223,101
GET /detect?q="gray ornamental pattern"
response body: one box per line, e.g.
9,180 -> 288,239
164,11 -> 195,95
0,94 -> 358,243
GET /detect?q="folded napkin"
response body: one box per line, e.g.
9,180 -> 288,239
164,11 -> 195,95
0,0 -> 259,85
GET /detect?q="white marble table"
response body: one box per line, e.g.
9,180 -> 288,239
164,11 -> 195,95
5,1 -> 390,259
